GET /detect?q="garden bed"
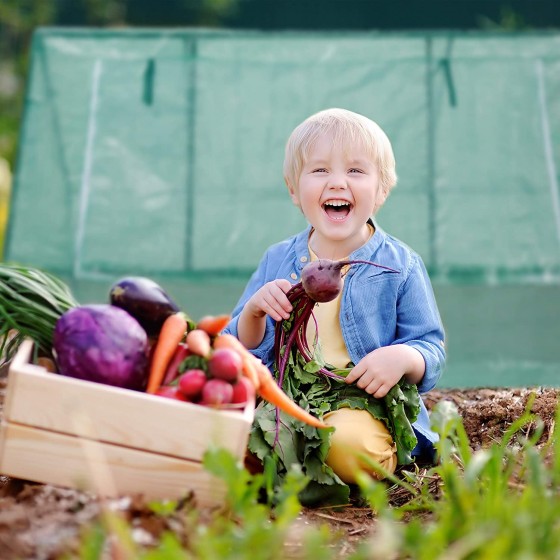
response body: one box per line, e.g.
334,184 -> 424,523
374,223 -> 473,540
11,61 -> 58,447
0,363 -> 558,559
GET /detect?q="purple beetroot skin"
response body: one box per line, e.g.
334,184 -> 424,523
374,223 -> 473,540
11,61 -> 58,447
53,304 -> 149,391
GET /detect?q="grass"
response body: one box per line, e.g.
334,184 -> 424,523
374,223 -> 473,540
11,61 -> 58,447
356,394 -> 560,559
66,393 -> 560,559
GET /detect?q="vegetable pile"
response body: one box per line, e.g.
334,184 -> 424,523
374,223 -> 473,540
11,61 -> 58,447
249,258 -> 422,506
152,328 -> 256,407
0,265 -> 326,427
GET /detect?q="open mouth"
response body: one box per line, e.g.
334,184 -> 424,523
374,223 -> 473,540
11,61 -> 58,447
323,199 -> 352,220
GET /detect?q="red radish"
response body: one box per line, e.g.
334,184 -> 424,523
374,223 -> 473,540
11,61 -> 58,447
231,376 -> 255,405
178,369 -> 207,399
202,378 -> 234,405
162,342 -> 190,385
155,386 -> 188,402
185,329 -> 211,357
208,348 -> 242,382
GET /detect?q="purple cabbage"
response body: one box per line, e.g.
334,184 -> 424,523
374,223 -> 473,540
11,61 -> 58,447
53,304 -> 149,391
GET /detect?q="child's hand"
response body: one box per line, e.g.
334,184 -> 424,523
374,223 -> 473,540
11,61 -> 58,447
245,279 -> 293,322
345,345 -> 424,398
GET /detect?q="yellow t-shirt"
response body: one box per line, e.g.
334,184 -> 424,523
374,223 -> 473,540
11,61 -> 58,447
306,225 -> 397,483
305,247 -> 350,369
306,223 -> 374,369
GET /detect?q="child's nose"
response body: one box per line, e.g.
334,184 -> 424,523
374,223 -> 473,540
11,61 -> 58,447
327,173 -> 348,189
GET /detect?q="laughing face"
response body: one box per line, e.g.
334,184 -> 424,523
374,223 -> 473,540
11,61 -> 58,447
288,132 -> 386,259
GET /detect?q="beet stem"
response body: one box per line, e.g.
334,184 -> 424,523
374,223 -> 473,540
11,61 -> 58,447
338,259 -> 399,273
277,300 -> 314,386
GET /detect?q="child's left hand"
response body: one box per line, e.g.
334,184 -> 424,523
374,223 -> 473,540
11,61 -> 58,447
345,345 -> 424,398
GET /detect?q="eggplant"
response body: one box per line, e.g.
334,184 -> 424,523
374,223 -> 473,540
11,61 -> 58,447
109,276 -> 181,337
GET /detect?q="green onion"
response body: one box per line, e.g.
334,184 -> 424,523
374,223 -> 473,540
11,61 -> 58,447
0,263 -> 78,363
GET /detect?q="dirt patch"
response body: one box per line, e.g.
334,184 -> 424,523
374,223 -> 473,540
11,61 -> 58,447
1,373 -> 558,559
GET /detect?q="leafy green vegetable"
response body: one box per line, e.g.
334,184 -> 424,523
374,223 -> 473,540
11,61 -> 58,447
248,346 -> 421,506
0,263 -> 78,362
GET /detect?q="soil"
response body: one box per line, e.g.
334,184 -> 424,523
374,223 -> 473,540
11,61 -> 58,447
1,365 -> 558,560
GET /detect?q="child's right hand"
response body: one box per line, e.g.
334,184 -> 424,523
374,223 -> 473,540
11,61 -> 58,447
246,279 -> 293,322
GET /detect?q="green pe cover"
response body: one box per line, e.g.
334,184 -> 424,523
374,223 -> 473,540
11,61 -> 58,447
6,29 -> 560,387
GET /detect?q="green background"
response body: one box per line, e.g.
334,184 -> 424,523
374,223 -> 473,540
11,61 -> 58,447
5,28 -> 560,388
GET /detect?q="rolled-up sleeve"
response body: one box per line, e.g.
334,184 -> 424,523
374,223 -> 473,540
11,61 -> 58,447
393,255 -> 445,393
222,251 -> 277,367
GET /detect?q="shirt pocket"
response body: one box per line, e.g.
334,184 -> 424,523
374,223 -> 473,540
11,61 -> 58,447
352,267 -> 401,286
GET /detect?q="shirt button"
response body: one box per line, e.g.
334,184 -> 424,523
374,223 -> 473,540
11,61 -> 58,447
290,273 -> 298,280
300,256 -> 308,263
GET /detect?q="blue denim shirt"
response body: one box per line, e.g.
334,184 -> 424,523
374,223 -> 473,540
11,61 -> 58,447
225,223 -> 446,452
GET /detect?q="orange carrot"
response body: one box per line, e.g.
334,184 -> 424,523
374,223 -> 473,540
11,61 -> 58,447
213,333 -> 251,355
146,312 -> 188,394
213,334 -> 327,429
240,356 -> 261,391
253,359 -> 328,429
185,328 -> 211,357
196,314 -> 231,336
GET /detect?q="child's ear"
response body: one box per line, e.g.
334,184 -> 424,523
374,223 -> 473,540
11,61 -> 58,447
286,179 -> 300,206
374,188 -> 388,212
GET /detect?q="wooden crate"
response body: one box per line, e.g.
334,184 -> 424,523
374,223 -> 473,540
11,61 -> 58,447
0,340 -> 254,506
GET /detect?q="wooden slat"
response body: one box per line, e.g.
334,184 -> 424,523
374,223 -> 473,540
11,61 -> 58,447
5,341 -> 253,462
0,421 -> 227,507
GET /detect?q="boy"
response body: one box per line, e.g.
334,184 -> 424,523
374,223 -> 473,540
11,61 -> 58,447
225,108 -> 445,502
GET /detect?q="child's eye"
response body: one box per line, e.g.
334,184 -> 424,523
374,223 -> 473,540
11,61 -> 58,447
349,168 -> 364,174
312,168 -> 328,173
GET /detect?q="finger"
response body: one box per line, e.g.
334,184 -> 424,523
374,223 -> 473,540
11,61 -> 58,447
270,282 -> 293,317
260,295 -> 287,322
372,384 -> 390,399
264,290 -> 294,321
357,372 -> 375,390
275,279 -> 293,294
344,364 -> 362,384
364,379 -> 384,396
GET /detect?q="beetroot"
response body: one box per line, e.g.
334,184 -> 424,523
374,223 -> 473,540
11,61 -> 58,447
300,259 -> 346,303
274,258 -> 398,387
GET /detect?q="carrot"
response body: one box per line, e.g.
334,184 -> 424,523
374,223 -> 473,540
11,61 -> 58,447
146,312 -> 188,394
185,329 -> 211,357
253,359 -> 327,429
196,314 -> 231,336
213,334 -> 327,429
240,355 -> 261,391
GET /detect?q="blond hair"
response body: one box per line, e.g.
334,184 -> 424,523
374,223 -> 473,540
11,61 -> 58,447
283,108 -> 397,198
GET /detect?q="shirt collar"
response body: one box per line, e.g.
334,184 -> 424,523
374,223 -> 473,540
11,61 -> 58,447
293,220 -> 387,271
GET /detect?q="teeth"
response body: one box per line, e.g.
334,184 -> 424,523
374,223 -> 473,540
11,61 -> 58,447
324,200 -> 350,207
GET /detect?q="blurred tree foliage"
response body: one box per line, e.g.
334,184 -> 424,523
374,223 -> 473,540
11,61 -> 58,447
0,0 -> 55,166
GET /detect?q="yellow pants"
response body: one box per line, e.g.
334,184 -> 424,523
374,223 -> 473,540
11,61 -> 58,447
323,408 -> 397,484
